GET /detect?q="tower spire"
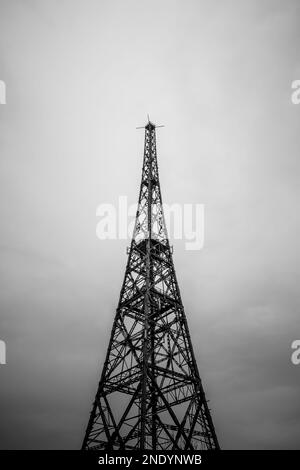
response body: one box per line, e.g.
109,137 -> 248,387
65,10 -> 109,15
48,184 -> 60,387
82,122 -> 220,450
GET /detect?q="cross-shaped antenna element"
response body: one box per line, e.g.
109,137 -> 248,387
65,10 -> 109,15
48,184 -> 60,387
136,115 -> 165,129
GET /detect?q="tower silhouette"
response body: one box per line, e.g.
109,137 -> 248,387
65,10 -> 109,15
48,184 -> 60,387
82,120 -> 220,450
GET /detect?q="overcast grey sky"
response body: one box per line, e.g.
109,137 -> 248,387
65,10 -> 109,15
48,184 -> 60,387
0,0 -> 300,449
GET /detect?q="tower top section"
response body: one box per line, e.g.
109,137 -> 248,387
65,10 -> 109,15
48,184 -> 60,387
145,120 -> 155,131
